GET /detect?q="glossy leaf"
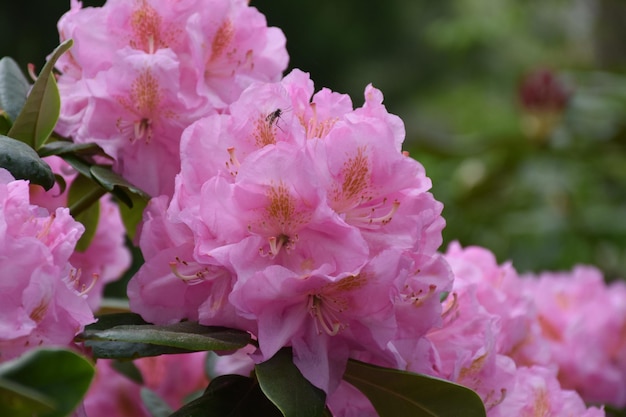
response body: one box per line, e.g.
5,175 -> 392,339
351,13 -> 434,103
0,348 -> 94,417
67,173 -> 101,251
0,134 -> 54,189
7,40 -> 72,149
60,153 -> 92,178
38,140 -> 104,158
79,313 -> 190,359
255,348 -> 326,417
90,164 -> 150,201
85,340 -> 197,360
343,359 -> 486,417
170,374 -> 282,417
79,319 -> 252,359
0,57 -> 29,122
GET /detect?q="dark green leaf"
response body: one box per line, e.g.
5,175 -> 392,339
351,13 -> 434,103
60,153 -> 92,178
88,312 -> 149,330
79,321 -> 252,357
0,57 -> 30,122
0,112 -> 12,136
255,348 -> 326,417
7,40 -> 73,149
170,375 -> 281,417
85,340 -> 197,360
38,140 -> 104,158
0,348 -> 94,417
141,387 -> 173,417
343,359 -> 486,417
90,164 -> 150,200
111,360 -> 144,384
67,173 -> 101,251
0,134 -> 54,190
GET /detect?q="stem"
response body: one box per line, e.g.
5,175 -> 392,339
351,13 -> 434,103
69,185 -> 107,218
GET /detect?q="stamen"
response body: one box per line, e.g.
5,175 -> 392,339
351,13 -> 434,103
226,147 -> 241,176
78,273 -> 100,296
169,257 -> 210,285
345,199 -> 400,229
308,294 -> 343,336
36,213 -> 56,241
303,102 -> 338,139
259,234 -> 294,258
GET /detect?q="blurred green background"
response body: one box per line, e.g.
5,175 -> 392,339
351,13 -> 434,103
2,0 -> 626,278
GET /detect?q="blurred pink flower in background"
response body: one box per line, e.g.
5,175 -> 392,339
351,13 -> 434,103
82,352 -> 208,417
522,266 -> 626,407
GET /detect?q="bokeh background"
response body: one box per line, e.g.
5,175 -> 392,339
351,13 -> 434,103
2,0 -> 626,278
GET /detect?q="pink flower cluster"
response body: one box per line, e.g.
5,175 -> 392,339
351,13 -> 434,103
55,0 -> 288,197
30,156 -> 131,311
0,169 -> 94,362
423,243 -> 606,416
521,266 -> 626,407
128,69 -> 452,394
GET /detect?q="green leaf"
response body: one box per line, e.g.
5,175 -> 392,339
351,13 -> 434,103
170,375 -> 282,417
78,313 -> 187,359
117,188 -> 148,240
90,164 -> 150,202
88,312 -> 149,329
78,319 -> 252,360
141,387 -> 173,417
0,112 -> 12,136
0,57 -> 30,122
7,40 -> 73,149
343,359 -> 487,417
85,340 -> 197,360
111,360 -> 144,384
255,348 -> 326,417
0,134 -> 55,190
67,173 -> 101,251
38,140 -> 105,158
0,348 -> 95,417
60,153 -> 92,178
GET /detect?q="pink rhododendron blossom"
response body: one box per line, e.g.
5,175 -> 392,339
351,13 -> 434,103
425,276 -> 516,412
443,242 -> 550,366
56,0 -> 288,197
0,169 -> 93,362
521,266 -> 626,407
129,70 -> 450,394
420,243 -> 607,416
30,156 -> 131,311
82,352 -> 208,417
493,366 -> 605,417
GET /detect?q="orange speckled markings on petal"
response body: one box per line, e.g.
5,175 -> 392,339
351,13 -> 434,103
29,297 -> 50,323
524,389 -> 550,417
210,20 -> 235,62
116,68 -> 162,143
333,146 -> 371,207
253,113 -> 277,147
130,0 -> 172,53
257,182 -> 311,257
